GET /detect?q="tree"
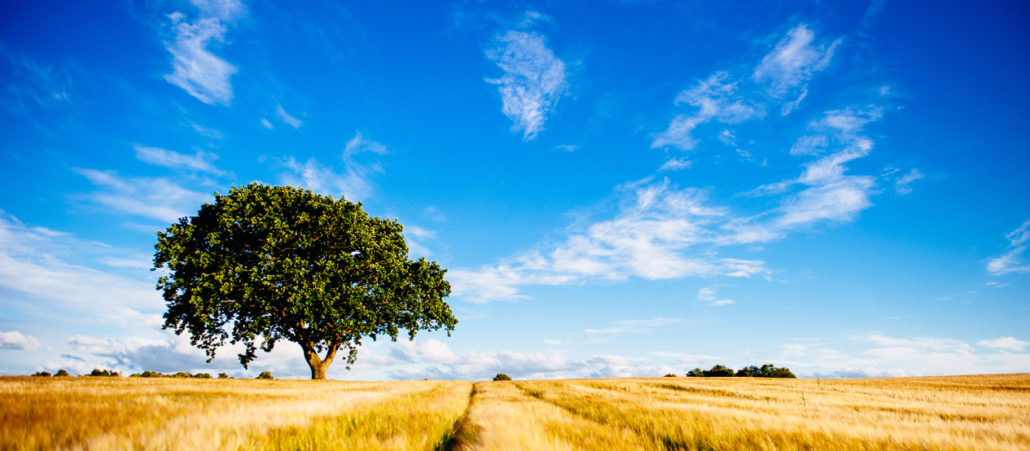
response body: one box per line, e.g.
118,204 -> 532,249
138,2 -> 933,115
154,184 -> 458,380
493,373 -> 512,381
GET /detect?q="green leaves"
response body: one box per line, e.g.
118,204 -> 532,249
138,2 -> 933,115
154,183 -> 457,377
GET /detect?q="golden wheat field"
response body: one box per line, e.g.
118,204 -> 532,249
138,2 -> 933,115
1,374 -> 1028,450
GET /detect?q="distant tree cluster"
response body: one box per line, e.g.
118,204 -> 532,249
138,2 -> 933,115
493,373 -> 512,381
685,364 -> 796,378
256,371 -> 274,380
88,369 -> 121,377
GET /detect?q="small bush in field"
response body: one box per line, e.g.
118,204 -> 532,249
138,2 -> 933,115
218,372 -> 229,379
54,369 -> 69,377
664,373 -> 677,377
493,373 -> 512,381
257,371 -> 274,380
88,369 -> 120,377
192,373 -> 212,378
32,371 -> 51,377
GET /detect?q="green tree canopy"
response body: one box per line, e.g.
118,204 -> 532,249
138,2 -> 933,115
154,184 -> 458,379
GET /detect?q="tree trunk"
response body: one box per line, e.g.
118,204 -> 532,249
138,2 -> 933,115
303,343 -> 339,380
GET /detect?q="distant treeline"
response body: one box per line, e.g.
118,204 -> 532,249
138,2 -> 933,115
667,364 -> 796,378
130,370 -> 227,379
30,369 -> 275,379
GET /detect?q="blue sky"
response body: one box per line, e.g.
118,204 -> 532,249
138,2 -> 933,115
1,0 -> 1028,380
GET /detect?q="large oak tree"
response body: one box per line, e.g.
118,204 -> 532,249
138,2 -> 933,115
153,184 -> 457,379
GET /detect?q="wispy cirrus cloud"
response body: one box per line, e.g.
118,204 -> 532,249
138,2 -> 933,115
189,0 -> 246,22
757,106 -> 884,228
892,168 -> 925,195
134,144 -> 222,174
278,131 -> 387,201
162,0 -> 245,105
652,72 -> 763,151
753,24 -> 842,115
275,103 -> 303,128
658,158 -> 692,172
652,24 -> 839,153
697,287 -> 734,306
484,18 -> 567,140
987,219 -> 1030,276
75,169 -> 211,223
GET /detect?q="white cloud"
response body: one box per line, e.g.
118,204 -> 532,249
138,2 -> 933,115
697,287 -> 735,306
753,24 -> 841,113
485,29 -> 567,140
449,264 -> 559,303
187,121 -> 223,139
401,225 -> 437,258
61,332 -> 307,376
783,333 -> 1030,378
755,107 -> 883,229
163,13 -> 237,105
1004,220 -> 1030,247
987,219 -> 1030,276
0,214 -> 163,319
658,158 -> 692,171
776,176 -> 874,227
260,118 -> 274,129
893,168 -> 924,195
134,145 -> 221,174
652,72 -> 762,151
75,168 -> 211,222
398,339 -> 459,364
450,179 -> 768,302
0,331 -> 40,351
790,135 -> 828,156
978,336 -> 1029,352
405,225 -> 436,239
189,0 -> 246,22
279,131 -> 387,201
275,103 -> 303,128
390,347 -> 667,381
